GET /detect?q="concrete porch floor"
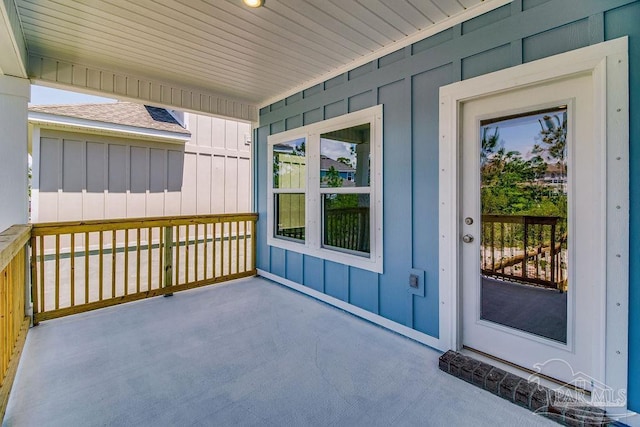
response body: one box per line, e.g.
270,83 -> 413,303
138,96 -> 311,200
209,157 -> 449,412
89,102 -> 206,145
4,277 -> 553,426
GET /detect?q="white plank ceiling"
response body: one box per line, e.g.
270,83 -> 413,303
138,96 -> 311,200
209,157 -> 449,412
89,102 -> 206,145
15,0 -> 506,111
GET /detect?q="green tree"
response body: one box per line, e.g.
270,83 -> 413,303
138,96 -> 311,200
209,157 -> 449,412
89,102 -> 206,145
323,166 -> 343,188
336,157 -> 353,167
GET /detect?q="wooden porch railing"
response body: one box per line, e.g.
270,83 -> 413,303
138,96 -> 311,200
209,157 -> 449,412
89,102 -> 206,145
31,213 -> 257,323
481,215 -> 567,290
323,207 -> 370,253
0,225 -> 31,419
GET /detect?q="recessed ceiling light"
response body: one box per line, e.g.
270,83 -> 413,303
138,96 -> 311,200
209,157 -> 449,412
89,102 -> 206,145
243,0 -> 264,7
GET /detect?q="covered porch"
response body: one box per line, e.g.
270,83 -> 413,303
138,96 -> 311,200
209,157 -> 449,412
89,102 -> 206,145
0,0 -> 638,424
4,276 -> 550,426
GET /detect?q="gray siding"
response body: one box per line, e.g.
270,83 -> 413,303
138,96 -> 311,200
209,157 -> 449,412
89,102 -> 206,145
33,113 -> 251,222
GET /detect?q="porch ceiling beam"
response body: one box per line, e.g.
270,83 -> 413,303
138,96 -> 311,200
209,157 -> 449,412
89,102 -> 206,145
28,54 -> 258,123
0,0 -> 28,77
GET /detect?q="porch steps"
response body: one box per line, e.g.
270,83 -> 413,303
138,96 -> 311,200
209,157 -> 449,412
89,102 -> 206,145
439,351 -> 626,426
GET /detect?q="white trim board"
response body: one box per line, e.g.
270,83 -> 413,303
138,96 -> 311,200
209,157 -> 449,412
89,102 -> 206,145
438,37 -> 629,409
257,269 -> 442,351
266,105 -> 384,274
29,112 -> 191,144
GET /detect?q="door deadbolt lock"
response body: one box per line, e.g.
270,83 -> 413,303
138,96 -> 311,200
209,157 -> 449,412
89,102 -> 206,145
464,217 -> 474,225
462,234 -> 474,243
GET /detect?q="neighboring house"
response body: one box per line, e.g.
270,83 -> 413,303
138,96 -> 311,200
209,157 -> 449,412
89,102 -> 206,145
320,156 -> 355,186
29,102 -> 251,223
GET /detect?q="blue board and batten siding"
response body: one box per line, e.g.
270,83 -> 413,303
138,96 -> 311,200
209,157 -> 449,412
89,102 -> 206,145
256,0 -> 640,411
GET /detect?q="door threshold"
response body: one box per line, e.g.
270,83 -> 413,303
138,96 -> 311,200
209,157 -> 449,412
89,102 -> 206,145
439,350 -> 616,426
461,346 -> 591,397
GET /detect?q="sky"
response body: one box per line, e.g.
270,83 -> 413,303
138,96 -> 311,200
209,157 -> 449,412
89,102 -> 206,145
30,85 -> 116,106
481,109 -> 566,160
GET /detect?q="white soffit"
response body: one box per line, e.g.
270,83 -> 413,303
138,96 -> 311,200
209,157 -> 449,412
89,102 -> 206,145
15,0 -> 511,117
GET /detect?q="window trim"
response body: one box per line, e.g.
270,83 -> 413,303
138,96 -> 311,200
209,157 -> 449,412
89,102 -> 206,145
267,105 -> 383,273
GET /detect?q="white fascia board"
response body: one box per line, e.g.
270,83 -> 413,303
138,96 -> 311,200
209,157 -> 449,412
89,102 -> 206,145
28,111 -> 191,144
0,0 -> 28,77
258,0 -> 512,108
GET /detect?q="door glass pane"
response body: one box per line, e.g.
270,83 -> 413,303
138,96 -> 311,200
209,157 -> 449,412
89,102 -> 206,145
320,124 -> 370,188
275,193 -> 305,241
479,106 -> 568,343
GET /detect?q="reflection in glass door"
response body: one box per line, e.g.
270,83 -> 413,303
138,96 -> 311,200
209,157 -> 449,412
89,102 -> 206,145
479,107 -> 568,343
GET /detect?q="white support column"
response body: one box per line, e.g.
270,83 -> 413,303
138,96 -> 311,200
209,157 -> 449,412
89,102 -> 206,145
0,75 -> 30,232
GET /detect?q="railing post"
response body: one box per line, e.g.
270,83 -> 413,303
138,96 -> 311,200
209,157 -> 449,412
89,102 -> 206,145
550,222 -> 556,288
163,226 -> 174,297
29,236 -> 37,326
522,218 -> 528,279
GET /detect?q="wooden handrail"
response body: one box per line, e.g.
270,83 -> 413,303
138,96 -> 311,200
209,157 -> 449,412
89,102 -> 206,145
0,225 -> 31,273
0,225 -> 31,421
31,213 -> 258,236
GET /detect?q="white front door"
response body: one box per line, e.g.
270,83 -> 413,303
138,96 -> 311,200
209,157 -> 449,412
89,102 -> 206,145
459,72 -> 605,387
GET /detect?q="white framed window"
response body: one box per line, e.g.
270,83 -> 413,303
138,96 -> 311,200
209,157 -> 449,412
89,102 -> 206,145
267,105 -> 383,273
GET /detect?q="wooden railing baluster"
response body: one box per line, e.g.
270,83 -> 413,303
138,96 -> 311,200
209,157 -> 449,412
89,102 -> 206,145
481,215 -> 566,290
98,231 -> 104,301
70,233 -> 75,306
136,228 -> 141,294
124,230 -> 129,296
27,214 -> 257,322
112,230 -> 117,298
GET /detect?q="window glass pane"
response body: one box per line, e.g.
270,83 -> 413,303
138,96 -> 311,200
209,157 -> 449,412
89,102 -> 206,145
273,137 -> 306,189
323,194 -> 370,254
275,193 -> 305,241
320,124 -> 370,188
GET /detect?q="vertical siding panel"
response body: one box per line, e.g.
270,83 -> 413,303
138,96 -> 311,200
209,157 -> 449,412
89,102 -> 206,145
285,251 -> 303,284
225,120 -> 238,152
378,79 -> 412,326
127,146 -> 148,218
349,268 -> 378,314
411,65 -> 453,337
212,155 -> 225,213
303,255 -> 324,293
196,115 -> 212,147
605,1 -> 640,411
180,152 -> 197,215
38,137 -> 60,222
107,144 -> 127,219
84,141 -> 106,220
196,154 -> 212,214
148,148 -> 166,216
237,157 -> 251,212
165,149 -> 183,216
270,247 -> 286,277
324,261 -> 349,302
211,117 -> 226,149
59,139 -> 84,221
224,156 -> 238,213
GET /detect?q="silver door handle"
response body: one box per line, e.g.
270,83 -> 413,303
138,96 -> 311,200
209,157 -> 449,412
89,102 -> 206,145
462,234 -> 474,243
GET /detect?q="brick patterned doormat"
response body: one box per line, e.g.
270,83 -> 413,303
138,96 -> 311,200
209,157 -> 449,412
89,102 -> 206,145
439,351 -> 626,426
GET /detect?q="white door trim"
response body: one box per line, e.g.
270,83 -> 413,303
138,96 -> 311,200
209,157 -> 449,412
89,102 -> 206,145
438,37 -> 629,406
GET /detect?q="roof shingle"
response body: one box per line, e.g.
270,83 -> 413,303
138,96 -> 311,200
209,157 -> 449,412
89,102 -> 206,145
29,102 -> 190,135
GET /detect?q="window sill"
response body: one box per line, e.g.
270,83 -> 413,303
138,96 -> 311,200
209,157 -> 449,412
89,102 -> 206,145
267,236 -> 383,274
